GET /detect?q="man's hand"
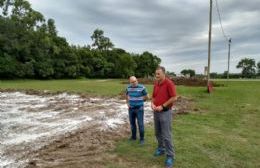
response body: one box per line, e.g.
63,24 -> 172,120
155,105 -> 163,112
151,102 -> 156,111
151,103 -> 163,112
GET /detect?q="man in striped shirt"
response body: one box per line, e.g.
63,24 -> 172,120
126,76 -> 148,145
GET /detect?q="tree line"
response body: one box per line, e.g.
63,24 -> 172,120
179,58 -> 260,79
1,0 -> 259,80
0,0 -> 161,79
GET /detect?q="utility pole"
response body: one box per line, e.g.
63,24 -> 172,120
207,0 -> 213,86
227,38 -> 232,79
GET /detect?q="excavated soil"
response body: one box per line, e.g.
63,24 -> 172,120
0,91 -> 194,168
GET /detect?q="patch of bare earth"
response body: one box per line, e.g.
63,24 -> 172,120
27,123 -> 130,168
25,96 -> 194,168
0,90 -> 194,168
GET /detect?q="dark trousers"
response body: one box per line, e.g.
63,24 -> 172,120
154,109 -> 175,158
129,106 -> 144,140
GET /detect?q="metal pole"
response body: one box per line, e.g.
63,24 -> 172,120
227,38 -> 231,79
207,0 -> 213,85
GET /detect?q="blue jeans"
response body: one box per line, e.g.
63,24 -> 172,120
129,106 -> 144,140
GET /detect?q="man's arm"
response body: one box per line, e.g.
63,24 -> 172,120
162,96 -> 177,108
143,94 -> 149,101
154,96 -> 177,112
142,86 -> 149,101
125,88 -> 130,108
151,97 -> 156,111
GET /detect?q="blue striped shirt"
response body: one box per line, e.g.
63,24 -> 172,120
126,84 -> 147,107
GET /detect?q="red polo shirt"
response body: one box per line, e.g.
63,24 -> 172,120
152,78 -> 176,108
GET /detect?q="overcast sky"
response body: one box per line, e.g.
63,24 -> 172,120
27,0 -> 260,74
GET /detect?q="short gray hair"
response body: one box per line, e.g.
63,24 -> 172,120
156,66 -> 166,74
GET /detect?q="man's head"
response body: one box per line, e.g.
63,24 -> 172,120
129,76 -> 138,87
155,66 -> 166,82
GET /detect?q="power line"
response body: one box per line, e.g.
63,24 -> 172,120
214,0 -> 229,41
214,0 -> 232,79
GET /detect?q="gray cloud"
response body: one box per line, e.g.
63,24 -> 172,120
28,0 -> 260,74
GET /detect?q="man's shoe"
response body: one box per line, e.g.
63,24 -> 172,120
140,140 -> 145,145
153,148 -> 165,156
165,157 -> 174,168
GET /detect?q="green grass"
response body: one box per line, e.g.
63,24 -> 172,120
0,79 -> 259,167
0,79 -> 155,96
0,79 -> 128,96
108,81 -> 260,168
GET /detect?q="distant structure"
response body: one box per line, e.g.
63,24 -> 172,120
204,66 -> 208,76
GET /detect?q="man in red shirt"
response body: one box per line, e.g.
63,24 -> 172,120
151,66 -> 177,168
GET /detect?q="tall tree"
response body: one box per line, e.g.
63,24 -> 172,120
0,0 -> 12,16
236,58 -> 256,78
47,18 -> 57,36
91,29 -> 114,51
9,0 -> 44,29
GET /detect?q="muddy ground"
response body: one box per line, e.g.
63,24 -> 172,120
0,91 -> 193,168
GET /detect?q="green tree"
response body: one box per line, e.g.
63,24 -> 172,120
236,58 -> 256,78
210,72 -> 218,79
117,53 -> 136,78
166,71 -> 176,77
89,51 -> 107,77
181,69 -> 195,77
1,0 -> 12,16
105,48 -> 136,78
223,71 -> 228,78
33,60 -> 54,79
257,61 -> 260,76
47,18 -> 57,36
0,1 -> 161,80
76,46 -> 92,77
0,54 -> 16,78
10,0 -> 44,29
91,29 -> 114,51
134,51 -> 161,78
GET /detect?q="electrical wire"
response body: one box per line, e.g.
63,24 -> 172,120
214,0 -> 230,41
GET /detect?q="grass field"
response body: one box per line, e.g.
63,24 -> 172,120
109,81 -> 260,168
0,79 -> 259,168
0,79 -> 127,96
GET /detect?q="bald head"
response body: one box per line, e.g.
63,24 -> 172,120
129,76 -> 136,81
129,76 -> 138,86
